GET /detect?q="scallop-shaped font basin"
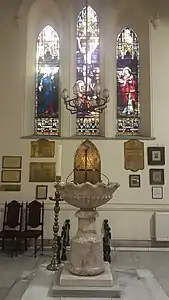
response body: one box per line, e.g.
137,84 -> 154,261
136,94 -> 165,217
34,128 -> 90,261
54,181 -> 120,209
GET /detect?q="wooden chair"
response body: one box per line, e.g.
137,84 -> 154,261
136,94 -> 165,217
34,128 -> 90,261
0,200 -> 23,256
20,200 -> 44,257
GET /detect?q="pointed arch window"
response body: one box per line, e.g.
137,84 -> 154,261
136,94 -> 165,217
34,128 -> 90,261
116,27 -> 140,135
35,25 -> 60,135
76,6 -> 100,136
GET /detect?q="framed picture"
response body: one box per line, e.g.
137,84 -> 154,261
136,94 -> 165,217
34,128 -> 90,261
129,174 -> 140,188
149,169 -> 164,185
36,185 -> 48,200
152,186 -> 163,199
1,170 -> 21,183
2,156 -> 22,169
147,147 -> 165,165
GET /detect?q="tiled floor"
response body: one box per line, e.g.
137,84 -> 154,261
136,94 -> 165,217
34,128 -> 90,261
113,251 -> 169,297
1,249 -> 169,299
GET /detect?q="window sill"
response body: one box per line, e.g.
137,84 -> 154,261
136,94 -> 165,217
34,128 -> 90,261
21,135 -> 62,140
114,135 -> 156,141
21,135 -> 156,141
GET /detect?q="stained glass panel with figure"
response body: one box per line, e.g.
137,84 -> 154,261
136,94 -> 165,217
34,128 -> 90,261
76,6 -> 100,135
116,27 -> 140,135
35,25 -> 60,135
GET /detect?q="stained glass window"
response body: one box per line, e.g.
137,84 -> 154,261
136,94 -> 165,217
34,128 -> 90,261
76,6 -> 100,135
35,25 -> 60,135
116,27 -> 140,135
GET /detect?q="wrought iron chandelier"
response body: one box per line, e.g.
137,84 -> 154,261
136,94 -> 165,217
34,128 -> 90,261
61,0 -> 109,115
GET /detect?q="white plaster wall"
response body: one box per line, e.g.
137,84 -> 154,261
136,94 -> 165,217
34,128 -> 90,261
0,0 -> 169,240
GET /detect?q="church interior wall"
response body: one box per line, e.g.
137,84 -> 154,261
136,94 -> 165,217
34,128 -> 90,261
0,0 -> 169,243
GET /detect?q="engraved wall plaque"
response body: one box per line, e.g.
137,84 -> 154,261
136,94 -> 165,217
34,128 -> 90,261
31,139 -> 55,157
2,156 -> 22,169
29,162 -> 56,182
1,170 -> 21,183
124,140 -> 144,172
0,184 -> 21,191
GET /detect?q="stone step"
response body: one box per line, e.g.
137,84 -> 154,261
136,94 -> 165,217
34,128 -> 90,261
50,285 -> 121,298
50,262 -> 121,298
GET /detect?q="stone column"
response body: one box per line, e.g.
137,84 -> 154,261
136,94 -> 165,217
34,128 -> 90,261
69,209 -> 105,276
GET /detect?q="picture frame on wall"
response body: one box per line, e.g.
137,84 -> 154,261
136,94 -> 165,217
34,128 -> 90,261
1,170 -> 21,183
149,169 -> 164,185
36,185 -> 48,200
147,147 -> 165,165
152,186 -> 163,199
129,174 -> 140,188
2,156 -> 22,169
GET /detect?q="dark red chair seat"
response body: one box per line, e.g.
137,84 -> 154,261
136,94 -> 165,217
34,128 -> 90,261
0,230 -> 20,238
20,230 -> 42,239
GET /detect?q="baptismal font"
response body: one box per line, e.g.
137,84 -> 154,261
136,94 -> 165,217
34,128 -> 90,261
48,140 -> 120,278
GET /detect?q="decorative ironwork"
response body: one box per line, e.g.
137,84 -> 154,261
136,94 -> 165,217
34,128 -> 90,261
102,219 -> 111,263
62,80 -> 109,115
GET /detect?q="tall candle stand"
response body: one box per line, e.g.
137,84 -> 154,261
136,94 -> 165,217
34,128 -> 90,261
47,176 -> 62,271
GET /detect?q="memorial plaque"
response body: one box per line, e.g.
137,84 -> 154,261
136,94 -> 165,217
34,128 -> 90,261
31,139 -> 55,157
1,170 -> 21,183
0,184 -> 21,191
2,156 -> 22,169
29,162 -> 56,182
124,140 -> 144,172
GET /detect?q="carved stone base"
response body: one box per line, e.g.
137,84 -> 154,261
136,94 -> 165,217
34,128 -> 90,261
69,209 -> 105,276
60,262 -> 113,286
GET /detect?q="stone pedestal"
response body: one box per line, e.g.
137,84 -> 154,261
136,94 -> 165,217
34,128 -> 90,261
54,181 -> 120,278
60,262 -> 113,287
69,209 -> 104,276
55,262 -> 121,298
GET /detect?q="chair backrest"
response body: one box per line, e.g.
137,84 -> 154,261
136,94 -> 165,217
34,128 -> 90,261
25,200 -> 44,230
3,200 -> 23,230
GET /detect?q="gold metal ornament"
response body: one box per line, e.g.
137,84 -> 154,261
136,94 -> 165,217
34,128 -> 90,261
47,176 -> 62,271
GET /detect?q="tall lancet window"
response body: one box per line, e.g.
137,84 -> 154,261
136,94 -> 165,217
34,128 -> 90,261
116,27 -> 140,135
76,6 -> 100,135
35,25 -> 60,135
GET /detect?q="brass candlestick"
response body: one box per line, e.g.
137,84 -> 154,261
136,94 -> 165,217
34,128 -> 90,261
47,176 -> 62,271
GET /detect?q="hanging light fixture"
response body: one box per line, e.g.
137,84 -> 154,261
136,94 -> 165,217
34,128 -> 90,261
61,0 -> 109,114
